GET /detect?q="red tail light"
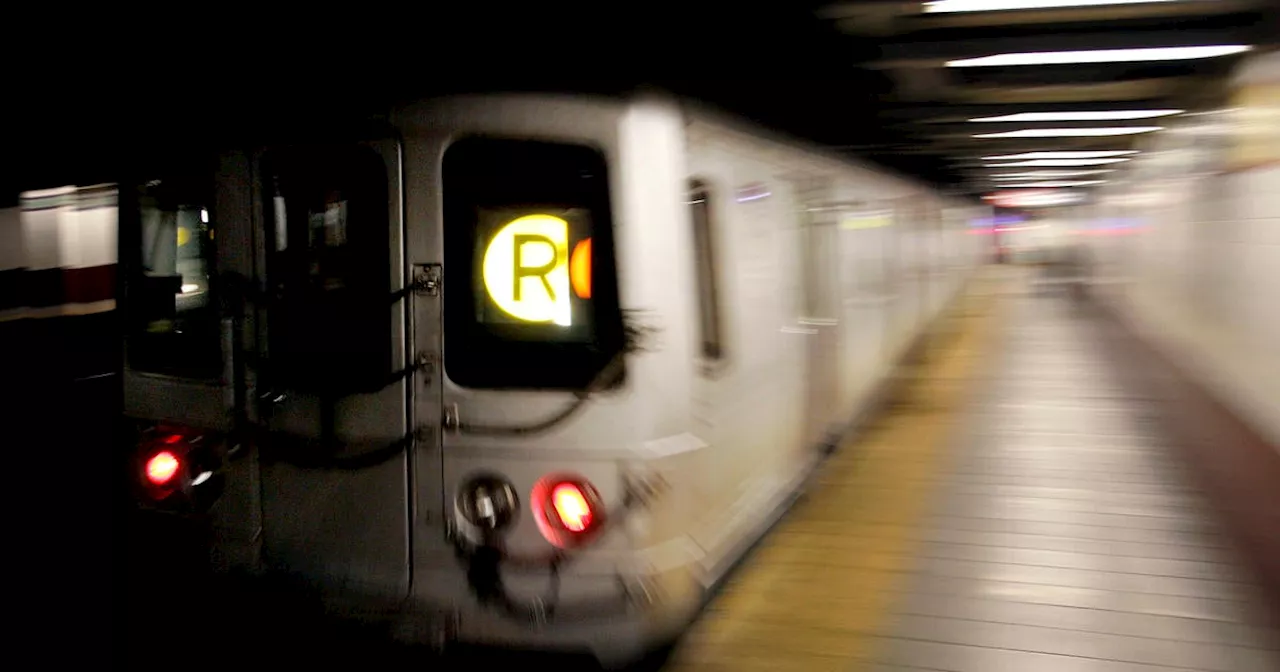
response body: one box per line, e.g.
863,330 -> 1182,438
135,428 -> 193,503
551,482 -> 593,532
532,475 -> 605,548
146,451 -> 181,486
133,424 -> 225,511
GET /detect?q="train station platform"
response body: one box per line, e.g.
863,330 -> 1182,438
662,269 -> 1280,672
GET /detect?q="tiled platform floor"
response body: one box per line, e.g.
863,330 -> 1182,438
877,283 -> 1280,672
664,273 -> 1280,671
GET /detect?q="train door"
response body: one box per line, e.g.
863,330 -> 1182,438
837,202 -> 894,399
795,181 -> 842,446
923,198 -> 941,319
889,196 -> 920,354
247,135 -> 414,602
413,136 -> 626,580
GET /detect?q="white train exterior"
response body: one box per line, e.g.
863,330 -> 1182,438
118,92 -> 990,665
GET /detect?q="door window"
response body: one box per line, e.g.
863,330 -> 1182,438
126,168 -> 221,379
262,145 -> 392,395
442,137 -> 624,389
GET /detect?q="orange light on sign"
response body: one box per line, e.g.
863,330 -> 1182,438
570,238 -> 592,299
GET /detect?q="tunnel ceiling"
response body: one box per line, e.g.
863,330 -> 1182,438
3,3 -> 1278,201
807,0 -> 1279,198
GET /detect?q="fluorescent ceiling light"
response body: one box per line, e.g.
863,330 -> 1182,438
992,170 -> 1114,179
969,109 -> 1182,122
1025,194 -> 1085,206
1185,107 -> 1239,117
1002,180 -> 1107,188
1025,192 -> 1085,205
999,158 -> 1132,166
925,0 -> 1179,13
990,190 -> 1086,207
975,126 -> 1162,138
984,150 -> 1137,159
948,45 -> 1251,67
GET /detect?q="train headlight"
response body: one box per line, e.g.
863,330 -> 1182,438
456,473 -> 520,534
532,474 -> 606,548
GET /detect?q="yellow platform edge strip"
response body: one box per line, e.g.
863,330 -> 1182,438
664,270 -> 1009,672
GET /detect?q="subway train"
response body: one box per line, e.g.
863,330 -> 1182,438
94,93 -> 991,666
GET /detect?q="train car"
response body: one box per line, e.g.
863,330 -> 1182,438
119,91 -> 989,666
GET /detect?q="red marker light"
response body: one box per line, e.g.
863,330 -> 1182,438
570,238 -> 591,299
532,475 -> 605,547
551,482 -> 593,532
146,451 -> 181,486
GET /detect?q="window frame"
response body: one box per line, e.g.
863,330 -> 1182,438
688,177 -> 727,366
123,164 -> 223,381
258,143 -> 394,396
441,136 -> 626,391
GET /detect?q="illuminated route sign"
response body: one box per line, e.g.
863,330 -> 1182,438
482,214 -> 592,326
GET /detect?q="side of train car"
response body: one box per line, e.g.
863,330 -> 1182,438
113,93 -> 990,665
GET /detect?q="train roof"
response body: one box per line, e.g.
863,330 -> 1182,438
6,87 -> 982,210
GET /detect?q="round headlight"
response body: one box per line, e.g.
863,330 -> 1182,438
456,473 -> 520,534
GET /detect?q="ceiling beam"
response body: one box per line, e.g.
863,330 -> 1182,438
896,116 -> 1183,134
867,28 -> 1260,69
944,76 -> 1204,103
878,99 -> 1192,122
879,98 -> 1182,115
824,0 -> 1265,34
928,134 -> 1151,152
896,101 -> 1192,122
821,133 -> 1149,160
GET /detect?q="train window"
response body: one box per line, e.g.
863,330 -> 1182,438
262,145 -> 392,395
442,137 -> 625,389
688,179 -> 724,360
126,172 -> 222,379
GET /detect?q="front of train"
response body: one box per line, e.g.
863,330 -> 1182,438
118,93 -> 700,667
392,94 -> 701,666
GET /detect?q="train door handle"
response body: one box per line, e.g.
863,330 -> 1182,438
258,390 -> 288,421
443,403 -> 460,432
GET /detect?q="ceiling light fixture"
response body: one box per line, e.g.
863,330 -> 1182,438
1023,192 -> 1086,206
992,170 -> 1114,179
997,158 -> 1132,166
1001,180 -> 1107,188
947,45 -> 1251,68
974,126 -> 1162,138
969,109 -> 1182,122
986,190 -> 1087,207
925,0 -> 1180,13
983,151 -> 1137,159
